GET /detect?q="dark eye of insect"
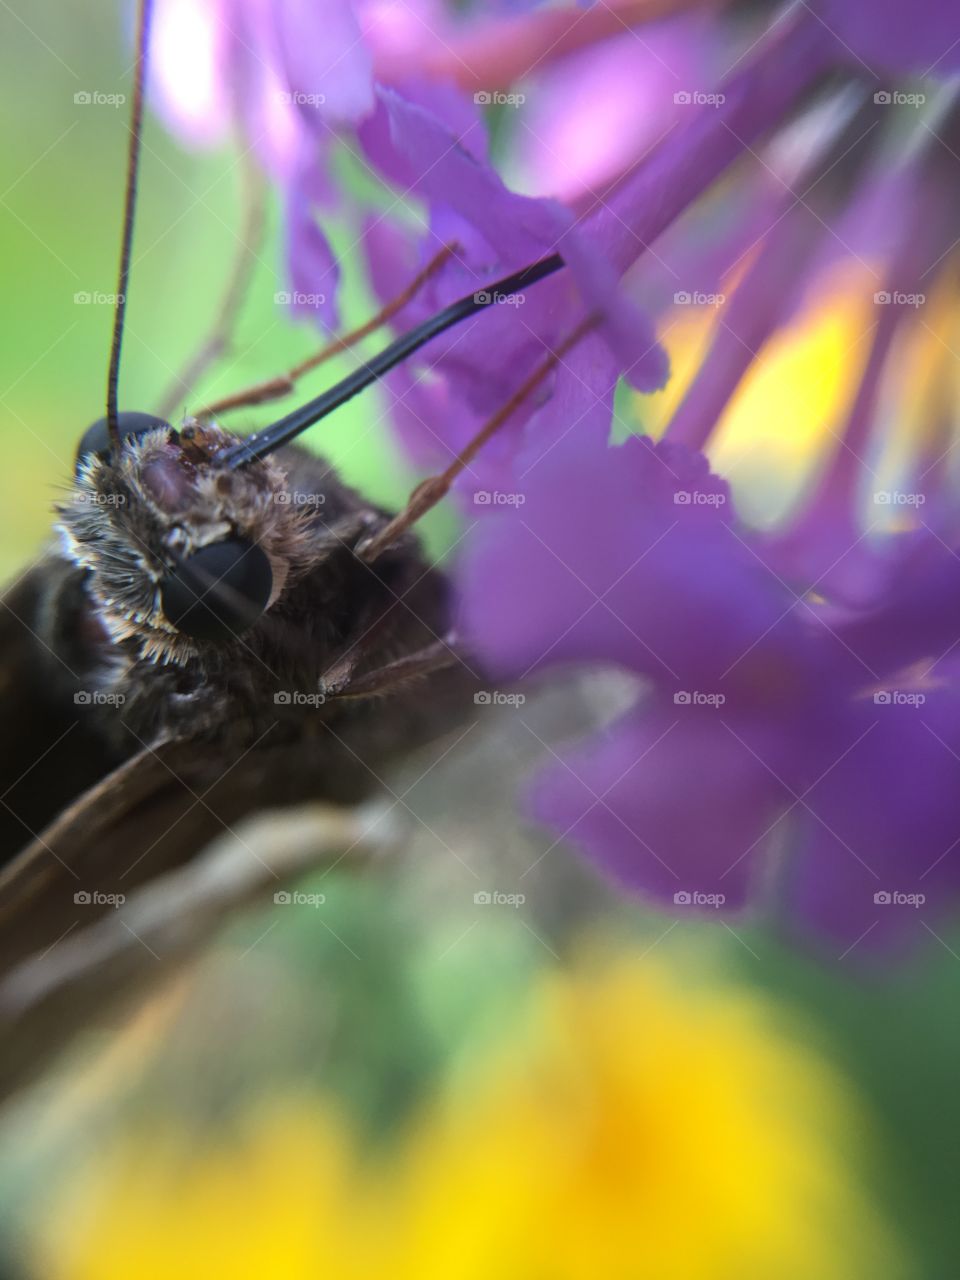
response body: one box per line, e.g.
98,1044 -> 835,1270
159,538 -> 274,643
76,412 -> 171,472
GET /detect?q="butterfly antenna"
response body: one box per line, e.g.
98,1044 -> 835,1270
105,0 -> 154,451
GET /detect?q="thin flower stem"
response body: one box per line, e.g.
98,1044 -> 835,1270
157,155 -> 267,420
357,318 -> 595,563
582,8 -> 838,275
914,269 -> 960,493
664,209 -> 824,453
196,243 -> 458,419
664,91 -> 880,452
815,173 -> 952,510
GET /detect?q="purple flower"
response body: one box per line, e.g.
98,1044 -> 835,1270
153,0 -> 676,399
149,0 -> 960,959
355,83 -> 670,477
459,425 -> 960,957
451,64 -> 960,956
354,10 -> 836,490
499,15 -> 714,202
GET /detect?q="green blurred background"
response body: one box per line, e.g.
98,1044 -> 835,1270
1,2 -> 959,1277
0,0 -> 439,585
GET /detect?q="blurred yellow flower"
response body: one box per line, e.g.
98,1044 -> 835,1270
647,263 -> 873,526
396,953 -> 894,1280
38,954 -> 897,1280
645,259 -> 960,532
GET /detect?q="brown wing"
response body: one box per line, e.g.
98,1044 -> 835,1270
0,731 -> 365,980
0,782 -> 384,1104
0,556 -> 118,863
0,725 -> 393,1102
0,546 -> 475,1099
0,666 -> 475,1098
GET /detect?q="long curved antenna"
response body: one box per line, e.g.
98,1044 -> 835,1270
218,252 -> 566,469
105,0 -> 155,451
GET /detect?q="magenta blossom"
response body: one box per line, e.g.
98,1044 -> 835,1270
459,425 -> 960,958
149,0 -> 960,958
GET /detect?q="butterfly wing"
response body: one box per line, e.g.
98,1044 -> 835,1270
0,747 -> 383,1101
0,731 -> 359,977
0,555 -> 122,862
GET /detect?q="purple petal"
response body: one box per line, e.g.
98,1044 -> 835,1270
781,690 -> 960,956
527,706 -> 790,910
227,0 -> 306,180
461,330 -> 621,495
558,230 -> 670,393
831,531 -> 960,680
585,13 -> 832,276
818,0 -> 960,76
359,86 -> 668,402
152,0 -> 233,148
275,0 -> 374,125
503,18 -> 713,202
458,430 -> 801,689
366,86 -> 564,264
284,174 -> 339,329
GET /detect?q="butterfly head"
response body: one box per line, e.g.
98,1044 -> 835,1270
59,416 -> 310,663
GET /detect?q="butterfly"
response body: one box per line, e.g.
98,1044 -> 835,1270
0,0 -> 565,1095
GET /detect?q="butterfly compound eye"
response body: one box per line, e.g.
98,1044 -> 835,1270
159,539 -> 273,643
76,412 -> 171,471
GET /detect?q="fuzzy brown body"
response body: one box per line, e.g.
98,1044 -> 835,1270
0,430 -> 474,975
